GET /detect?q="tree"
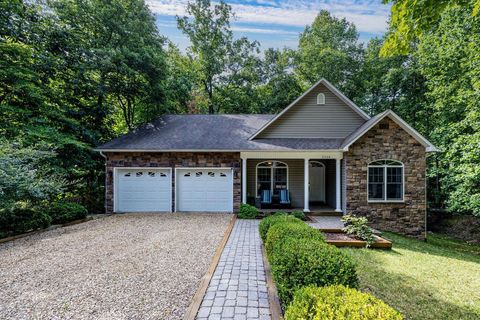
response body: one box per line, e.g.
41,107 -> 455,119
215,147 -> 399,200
295,10 -> 363,97
416,5 -> 480,216
177,0 -> 259,114
381,0 -> 480,56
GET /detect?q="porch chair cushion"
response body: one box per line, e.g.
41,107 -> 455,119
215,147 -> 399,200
261,190 -> 272,204
279,189 -> 291,204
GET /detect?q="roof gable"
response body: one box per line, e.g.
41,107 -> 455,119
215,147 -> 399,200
250,79 -> 370,140
341,110 -> 438,152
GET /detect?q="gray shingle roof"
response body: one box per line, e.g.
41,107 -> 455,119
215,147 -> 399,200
97,114 -> 344,151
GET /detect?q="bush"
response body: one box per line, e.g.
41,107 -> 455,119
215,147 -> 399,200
0,205 -> 52,236
265,222 -> 325,255
341,214 -> 376,247
285,285 -> 403,320
269,237 -> 358,306
47,201 -> 88,224
238,203 -> 259,219
258,213 -> 303,242
291,210 -> 305,220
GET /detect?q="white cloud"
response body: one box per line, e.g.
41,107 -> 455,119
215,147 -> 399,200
231,26 -> 298,34
147,0 -> 390,35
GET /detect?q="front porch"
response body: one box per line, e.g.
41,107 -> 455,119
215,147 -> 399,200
240,152 -> 344,213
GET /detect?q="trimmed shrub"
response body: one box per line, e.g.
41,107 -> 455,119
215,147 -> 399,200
269,237 -> 358,306
291,210 -> 305,220
258,213 -> 302,242
265,222 -> 325,255
285,285 -> 403,320
238,203 -> 259,219
47,201 -> 88,224
0,205 -> 52,236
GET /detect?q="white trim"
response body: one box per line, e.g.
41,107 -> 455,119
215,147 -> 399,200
174,167 -> 234,212
304,158 -> 310,212
113,167 -> 173,213
342,110 -> 438,152
255,161 -> 289,197
240,151 -> 343,160
96,148 -> 345,153
367,160 -> 405,203
335,158 -> 342,212
249,78 -> 370,140
242,158 -> 247,204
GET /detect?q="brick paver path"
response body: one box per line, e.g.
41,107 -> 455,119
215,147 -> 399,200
196,220 -> 271,320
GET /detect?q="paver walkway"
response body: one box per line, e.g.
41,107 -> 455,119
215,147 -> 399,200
196,220 -> 271,320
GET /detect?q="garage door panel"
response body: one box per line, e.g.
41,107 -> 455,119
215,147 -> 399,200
116,168 -> 172,212
177,169 -> 233,212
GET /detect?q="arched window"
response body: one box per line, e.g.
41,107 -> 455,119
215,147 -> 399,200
317,93 -> 325,105
256,161 -> 288,196
368,160 -> 404,202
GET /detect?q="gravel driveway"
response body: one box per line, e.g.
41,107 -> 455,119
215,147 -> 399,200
0,213 -> 231,320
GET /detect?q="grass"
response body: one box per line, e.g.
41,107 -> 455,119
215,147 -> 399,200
344,232 -> 480,320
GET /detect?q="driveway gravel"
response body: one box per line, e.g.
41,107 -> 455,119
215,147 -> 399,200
0,213 -> 231,320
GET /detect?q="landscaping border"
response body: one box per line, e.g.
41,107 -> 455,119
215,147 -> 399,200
0,215 -> 107,245
262,245 -> 284,320
183,214 -> 237,320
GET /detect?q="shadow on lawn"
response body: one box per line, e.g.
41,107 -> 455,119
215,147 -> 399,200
382,232 -> 480,264
359,261 -> 480,320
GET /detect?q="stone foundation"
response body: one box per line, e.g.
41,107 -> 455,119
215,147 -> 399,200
104,152 -> 241,213
345,117 -> 427,239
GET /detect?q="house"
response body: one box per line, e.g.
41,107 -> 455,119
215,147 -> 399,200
96,79 -> 437,238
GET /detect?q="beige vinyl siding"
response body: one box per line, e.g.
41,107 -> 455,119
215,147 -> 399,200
257,83 -> 366,139
247,159 -> 304,208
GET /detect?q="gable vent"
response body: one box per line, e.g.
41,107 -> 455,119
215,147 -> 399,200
316,93 -> 325,105
380,123 -> 389,130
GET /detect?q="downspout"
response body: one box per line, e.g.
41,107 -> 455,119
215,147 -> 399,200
99,151 -> 108,214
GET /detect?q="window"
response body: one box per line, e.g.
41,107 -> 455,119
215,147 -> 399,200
256,161 -> 288,196
317,93 -> 325,105
368,160 -> 404,202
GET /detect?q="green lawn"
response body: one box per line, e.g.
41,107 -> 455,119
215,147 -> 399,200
344,233 -> 480,320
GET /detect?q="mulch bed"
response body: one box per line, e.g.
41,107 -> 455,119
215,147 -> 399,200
324,232 -> 392,249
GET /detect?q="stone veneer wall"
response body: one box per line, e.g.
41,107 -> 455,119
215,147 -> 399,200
345,117 -> 427,238
104,152 -> 241,213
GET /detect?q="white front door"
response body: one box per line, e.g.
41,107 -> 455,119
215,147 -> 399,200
309,161 -> 325,203
176,168 -> 233,212
115,168 -> 172,212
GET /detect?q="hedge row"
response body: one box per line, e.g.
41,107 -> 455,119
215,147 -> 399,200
259,215 -> 403,319
0,201 -> 88,238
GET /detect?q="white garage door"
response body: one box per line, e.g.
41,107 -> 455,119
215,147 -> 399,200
115,168 -> 172,212
176,168 -> 233,212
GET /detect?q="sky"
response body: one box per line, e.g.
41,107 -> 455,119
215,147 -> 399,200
147,0 -> 392,51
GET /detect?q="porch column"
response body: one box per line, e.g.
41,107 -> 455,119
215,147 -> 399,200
304,158 -> 310,212
241,157 -> 247,204
335,158 -> 342,212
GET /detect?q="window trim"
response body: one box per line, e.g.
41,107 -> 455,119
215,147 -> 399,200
255,161 -> 289,197
367,159 -> 404,203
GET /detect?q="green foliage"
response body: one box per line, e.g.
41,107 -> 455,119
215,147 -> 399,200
47,202 -> 88,225
291,210 -> 305,221
416,5 -> 480,216
268,237 -> 358,306
0,204 -> 52,236
0,140 -> 65,208
285,285 -> 403,320
258,212 -> 303,242
238,204 -> 259,219
341,215 -> 376,247
381,0 -> 480,56
265,222 -> 325,255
